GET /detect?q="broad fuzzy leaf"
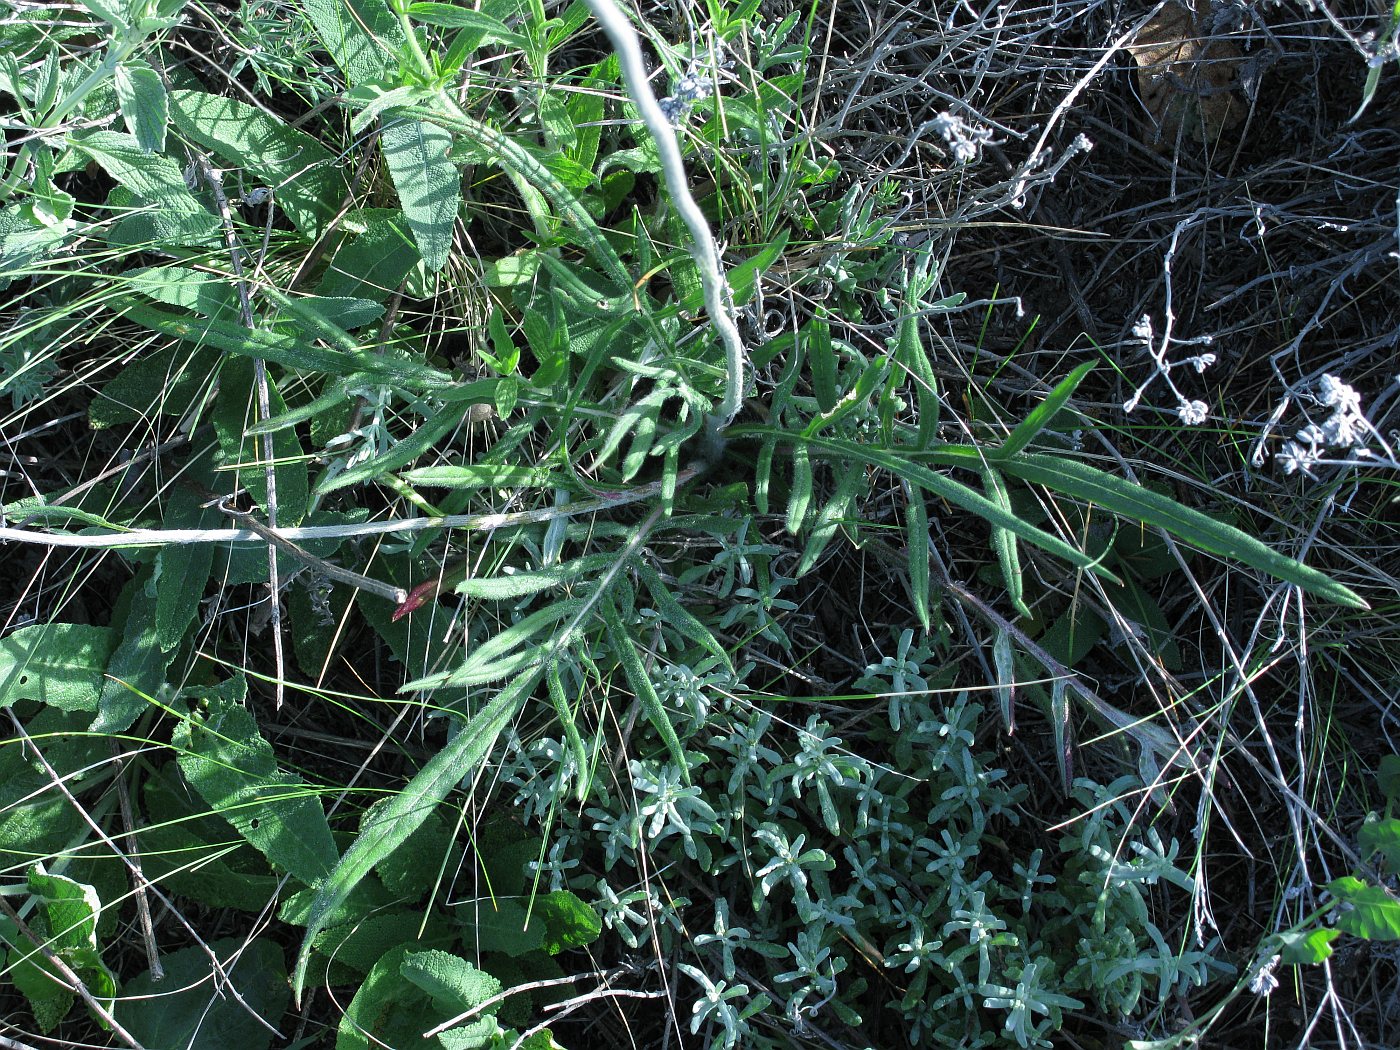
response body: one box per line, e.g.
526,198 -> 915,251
113,60 -> 167,153
0,623 -> 115,711
380,119 -> 460,273
174,698 -> 340,887
120,938 -> 289,1050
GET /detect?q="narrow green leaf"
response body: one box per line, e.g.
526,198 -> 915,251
601,597 -> 688,777
245,377 -> 355,435
801,354 -> 890,439
634,562 -> 733,673
993,627 -> 1015,735
380,120 -> 460,273
174,697 -> 340,887
903,488 -> 931,632
406,3 -> 523,45
456,554 -> 615,601
315,401 -> 470,497
806,314 -> 838,413
348,83 -> 430,135
1050,678 -> 1072,794
113,60 -> 167,153
995,362 -> 1095,458
786,443 -> 812,534
999,452 -> 1368,609
119,301 -> 453,387
0,623 -> 115,712
796,461 -> 864,576
545,659 -> 588,793
797,433 -> 1115,580
401,464 -> 550,488
982,465 -> 1029,618
293,673 -> 535,1002
407,600 -> 581,691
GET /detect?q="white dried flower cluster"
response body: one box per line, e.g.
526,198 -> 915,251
1122,313 -> 1216,425
930,111 -> 994,164
1248,954 -> 1280,996
1276,374 -> 1374,478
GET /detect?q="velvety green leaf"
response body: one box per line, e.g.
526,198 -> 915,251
401,948 -> 502,1013
124,264 -> 240,318
168,89 -> 347,235
380,119 -> 461,273
119,938 -> 289,1050
174,697 -> 339,887
1380,754 -> 1400,806
293,673 -> 535,1001
155,468 -> 219,652
1278,926 -> 1340,965
4,946 -> 72,1033
335,945 -> 493,1050
1359,817 -> 1400,876
1329,875 -> 1400,941
27,865 -> 101,950
92,568 -> 171,734
534,889 -> 601,953
315,209 -> 421,303
113,59 -> 167,153
69,130 -> 218,243
308,911 -> 453,985
365,801 -> 458,902
302,0 -> 404,86
0,623 -> 115,711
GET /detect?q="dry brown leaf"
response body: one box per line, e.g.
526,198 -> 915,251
1129,0 -> 1246,148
